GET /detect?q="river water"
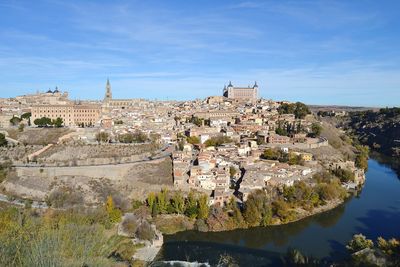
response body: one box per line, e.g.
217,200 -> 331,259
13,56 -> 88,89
155,158 -> 400,266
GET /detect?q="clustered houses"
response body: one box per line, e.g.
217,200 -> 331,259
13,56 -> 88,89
1,80 -> 365,208
240,161 -> 314,201
168,82 -> 335,206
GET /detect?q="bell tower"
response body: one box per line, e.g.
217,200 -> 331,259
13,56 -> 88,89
104,78 -> 112,101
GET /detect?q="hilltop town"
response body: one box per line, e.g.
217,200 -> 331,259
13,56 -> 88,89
0,80 -> 367,208
0,80 -> 371,263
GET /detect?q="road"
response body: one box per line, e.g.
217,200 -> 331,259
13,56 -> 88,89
0,193 -> 48,209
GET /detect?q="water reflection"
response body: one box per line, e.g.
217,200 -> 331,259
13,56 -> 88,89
162,158 -> 400,263
370,152 -> 400,178
355,208 -> 400,240
165,194 -> 347,249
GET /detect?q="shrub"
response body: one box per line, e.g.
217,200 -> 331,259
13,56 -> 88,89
346,234 -> 374,253
121,214 -> 139,237
194,219 -> 209,232
333,168 -> 355,183
0,133 -> 8,147
47,187 -> 84,208
135,221 -> 155,241
96,132 -> 110,143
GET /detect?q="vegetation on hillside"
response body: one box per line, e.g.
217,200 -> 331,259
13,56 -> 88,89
118,130 -> 148,143
34,117 -> 63,127
204,136 -> 233,147
261,148 -> 305,165
346,234 -> 400,267
0,205 -> 142,266
278,102 -> 311,119
347,107 -> 400,157
146,176 -> 347,233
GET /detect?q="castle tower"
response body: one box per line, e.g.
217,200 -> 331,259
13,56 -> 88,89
104,78 -> 112,101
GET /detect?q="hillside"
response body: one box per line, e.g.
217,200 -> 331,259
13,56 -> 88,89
345,108 -> 400,157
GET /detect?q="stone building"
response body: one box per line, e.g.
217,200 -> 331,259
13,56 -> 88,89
31,102 -> 101,127
223,81 -> 259,100
16,88 -> 69,105
102,79 -> 144,110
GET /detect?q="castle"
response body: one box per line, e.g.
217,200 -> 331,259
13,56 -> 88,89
223,81 -> 259,101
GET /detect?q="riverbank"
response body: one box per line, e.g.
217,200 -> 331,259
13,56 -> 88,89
158,158 -> 400,265
155,191 -> 358,236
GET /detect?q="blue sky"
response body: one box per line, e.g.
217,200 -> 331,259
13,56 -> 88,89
1,0 -> 399,106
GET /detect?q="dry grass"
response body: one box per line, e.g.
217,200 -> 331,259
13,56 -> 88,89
154,214 -> 194,234
7,128 -> 72,145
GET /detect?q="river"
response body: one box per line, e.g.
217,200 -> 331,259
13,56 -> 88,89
155,158 -> 400,266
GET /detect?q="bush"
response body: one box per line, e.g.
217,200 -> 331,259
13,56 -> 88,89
194,219 -> 209,232
96,132 -> 110,143
121,214 -> 139,237
309,122 -> 322,137
10,116 -> 22,126
135,221 -> 155,241
346,234 -> 374,253
278,102 -> 310,119
262,148 -> 280,160
187,136 -> 200,145
243,190 -> 271,227
272,199 -> 295,223
0,133 -> 7,147
333,168 -> 355,183
204,136 -> 233,147
33,117 -> 52,127
47,187 -> 84,208
118,130 -> 148,143
317,180 -> 346,202
0,207 -> 132,266
106,196 -> 122,224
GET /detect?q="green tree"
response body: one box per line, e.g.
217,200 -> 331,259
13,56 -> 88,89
229,166 -> 237,178
346,234 -> 374,253
333,168 -> 355,183
132,130 -> 148,143
147,192 -> 156,209
10,116 -> 22,126
197,194 -> 209,219
21,112 -> 31,120
262,148 -> 280,160
243,194 -> 262,227
260,206 -> 272,226
118,133 -> 135,143
272,199 -> 294,223
377,237 -> 400,256
0,133 -> 8,147
171,191 -> 185,214
355,154 -> 368,171
185,191 -> 198,219
34,117 -> 52,127
189,116 -> 203,127
310,122 -> 323,137
204,136 -> 233,147
52,117 -> 63,127
106,196 -> 122,223
187,136 -> 200,145
275,125 -> 289,136
156,189 -> 168,214
278,102 -> 310,119
231,202 -> 245,226
95,132 -> 110,143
